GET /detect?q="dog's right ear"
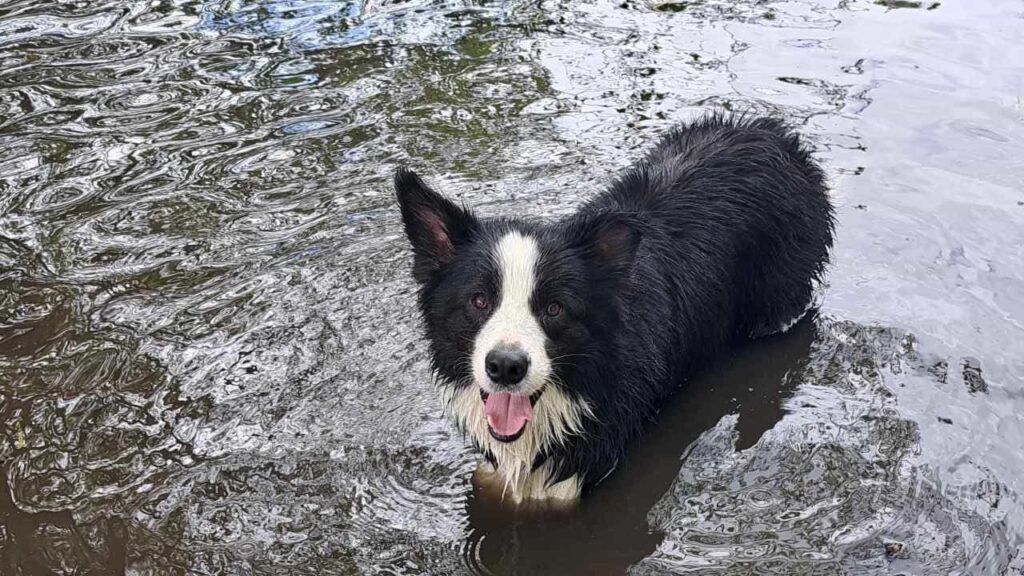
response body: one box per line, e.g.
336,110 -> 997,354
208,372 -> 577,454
565,211 -> 642,279
394,168 -> 478,283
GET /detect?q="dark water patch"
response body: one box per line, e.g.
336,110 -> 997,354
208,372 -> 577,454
875,0 -> 923,9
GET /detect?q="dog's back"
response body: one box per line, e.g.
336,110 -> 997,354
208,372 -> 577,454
558,116 -> 834,484
594,114 -> 832,342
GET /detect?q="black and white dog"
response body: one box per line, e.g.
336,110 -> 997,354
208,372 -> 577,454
396,115 -> 834,503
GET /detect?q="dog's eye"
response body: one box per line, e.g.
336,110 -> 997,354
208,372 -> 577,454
471,293 -> 489,310
545,302 -> 562,317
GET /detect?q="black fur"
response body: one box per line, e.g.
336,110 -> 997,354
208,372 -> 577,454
396,114 -> 834,493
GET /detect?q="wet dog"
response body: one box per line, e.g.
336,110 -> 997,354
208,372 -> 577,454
395,115 -> 834,503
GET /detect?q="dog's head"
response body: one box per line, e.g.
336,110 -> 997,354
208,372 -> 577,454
395,168 -> 639,458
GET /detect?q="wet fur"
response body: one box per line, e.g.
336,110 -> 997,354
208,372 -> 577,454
396,115 -> 834,501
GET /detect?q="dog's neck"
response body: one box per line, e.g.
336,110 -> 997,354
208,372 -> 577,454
475,459 -> 582,503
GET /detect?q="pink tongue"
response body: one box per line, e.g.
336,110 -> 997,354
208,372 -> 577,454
483,392 -> 533,437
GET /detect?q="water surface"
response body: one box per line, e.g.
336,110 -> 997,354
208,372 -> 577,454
1,0 -> 1023,574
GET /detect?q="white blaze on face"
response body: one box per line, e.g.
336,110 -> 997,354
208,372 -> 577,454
472,231 -> 550,395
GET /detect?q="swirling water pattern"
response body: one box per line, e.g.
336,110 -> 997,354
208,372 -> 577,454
1,0 -> 1023,574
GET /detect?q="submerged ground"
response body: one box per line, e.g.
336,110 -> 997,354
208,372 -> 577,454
1,0 -> 1023,574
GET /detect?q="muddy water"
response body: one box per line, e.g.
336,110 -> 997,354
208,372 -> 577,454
1,0 -> 1023,574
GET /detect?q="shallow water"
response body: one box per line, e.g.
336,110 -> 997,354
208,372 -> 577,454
1,0 -> 1023,574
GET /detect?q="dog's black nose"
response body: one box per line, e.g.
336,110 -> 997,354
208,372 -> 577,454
485,348 -> 530,386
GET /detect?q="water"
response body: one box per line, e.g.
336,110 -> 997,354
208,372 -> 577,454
1,0 -> 1023,574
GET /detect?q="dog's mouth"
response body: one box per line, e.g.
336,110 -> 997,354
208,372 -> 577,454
480,388 -> 543,443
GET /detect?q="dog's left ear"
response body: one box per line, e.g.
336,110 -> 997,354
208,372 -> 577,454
394,168 -> 478,283
568,212 -> 642,277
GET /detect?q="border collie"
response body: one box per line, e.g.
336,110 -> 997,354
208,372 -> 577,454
395,115 -> 834,503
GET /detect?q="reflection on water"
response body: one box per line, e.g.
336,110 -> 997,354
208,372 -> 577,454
1,0 -> 1023,574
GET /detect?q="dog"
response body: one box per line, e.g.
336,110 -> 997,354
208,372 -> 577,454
395,115 -> 834,503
